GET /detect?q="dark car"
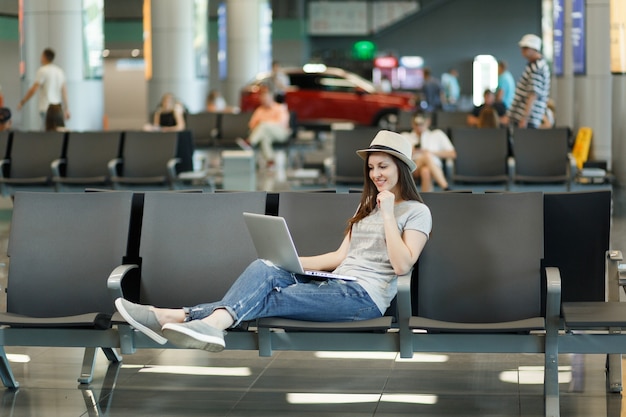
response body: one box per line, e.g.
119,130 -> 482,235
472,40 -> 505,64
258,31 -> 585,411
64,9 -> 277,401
240,65 -> 416,128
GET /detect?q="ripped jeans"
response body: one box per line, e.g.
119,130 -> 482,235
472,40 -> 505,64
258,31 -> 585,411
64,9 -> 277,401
185,259 -> 381,327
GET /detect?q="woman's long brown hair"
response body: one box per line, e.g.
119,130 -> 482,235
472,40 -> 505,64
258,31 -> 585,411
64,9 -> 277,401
345,153 -> 423,234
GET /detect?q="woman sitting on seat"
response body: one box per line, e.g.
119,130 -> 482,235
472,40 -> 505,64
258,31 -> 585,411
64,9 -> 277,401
151,93 -> 186,132
115,130 -> 432,352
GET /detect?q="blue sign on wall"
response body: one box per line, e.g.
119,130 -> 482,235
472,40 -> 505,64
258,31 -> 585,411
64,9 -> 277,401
218,2 -> 227,81
553,0 -> 564,76
572,0 -> 586,75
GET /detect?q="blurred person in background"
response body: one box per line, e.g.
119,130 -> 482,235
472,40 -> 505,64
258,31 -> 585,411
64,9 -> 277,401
0,108 -> 11,131
17,48 -> 70,131
507,34 -> 551,129
404,112 -> 455,192
441,68 -> 460,110
206,89 -> 239,113
151,93 -> 186,132
496,60 -> 515,110
467,89 -> 507,128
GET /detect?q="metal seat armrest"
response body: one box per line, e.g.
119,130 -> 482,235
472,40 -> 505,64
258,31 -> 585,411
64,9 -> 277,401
167,157 -> 182,179
396,272 -> 413,358
606,250 -> 624,301
108,158 -> 122,177
107,264 -> 139,301
51,158 -> 66,178
0,159 -> 10,179
544,266 -> 562,413
544,267 -> 562,326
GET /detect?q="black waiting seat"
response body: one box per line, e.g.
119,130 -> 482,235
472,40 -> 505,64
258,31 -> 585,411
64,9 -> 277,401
433,110 -> 468,134
0,191 -> 134,388
215,111 -> 253,148
449,127 -> 510,186
333,127 -> 380,184
0,131 -> 65,196
395,110 -> 414,133
511,127 -> 571,189
549,190 -> 623,393
52,131 -> 122,191
0,130 -> 10,160
407,192 -> 561,416
112,191 -> 267,351
109,131 -> 179,190
256,191 -> 396,356
186,111 -> 220,148
276,191 -> 360,256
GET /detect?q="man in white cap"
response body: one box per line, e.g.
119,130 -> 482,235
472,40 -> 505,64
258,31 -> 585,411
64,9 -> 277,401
506,34 -> 551,129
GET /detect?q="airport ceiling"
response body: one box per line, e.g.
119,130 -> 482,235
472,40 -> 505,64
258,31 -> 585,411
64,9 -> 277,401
0,0 -> 308,19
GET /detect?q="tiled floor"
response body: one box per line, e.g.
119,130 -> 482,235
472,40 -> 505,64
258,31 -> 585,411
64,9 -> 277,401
0,176 -> 622,416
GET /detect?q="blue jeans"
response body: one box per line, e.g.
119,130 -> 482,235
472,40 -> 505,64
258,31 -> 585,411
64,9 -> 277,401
185,259 -> 381,327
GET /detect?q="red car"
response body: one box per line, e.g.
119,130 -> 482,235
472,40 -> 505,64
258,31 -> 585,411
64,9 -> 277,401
240,65 -> 416,128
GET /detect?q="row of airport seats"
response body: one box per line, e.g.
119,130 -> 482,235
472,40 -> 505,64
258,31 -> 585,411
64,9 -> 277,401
448,127 -> 572,189
0,189 -> 620,417
186,111 -> 253,148
330,126 -> 573,189
394,109 -> 573,140
187,110 -> 324,171
0,130 -> 196,196
187,110 -> 302,148
393,109 -> 469,134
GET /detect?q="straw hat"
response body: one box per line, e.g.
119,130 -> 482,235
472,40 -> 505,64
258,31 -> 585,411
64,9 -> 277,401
356,130 -> 417,172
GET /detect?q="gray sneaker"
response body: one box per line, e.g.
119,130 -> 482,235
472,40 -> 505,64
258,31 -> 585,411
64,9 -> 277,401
161,321 -> 226,352
114,298 -> 167,345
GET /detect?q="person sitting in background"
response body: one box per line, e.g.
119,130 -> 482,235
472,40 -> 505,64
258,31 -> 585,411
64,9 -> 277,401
404,112 -> 456,192
0,108 -> 11,131
245,86 -> 290,167
205,89 -> 238,113
467,89 -> 507,128
151,93 -> 186,132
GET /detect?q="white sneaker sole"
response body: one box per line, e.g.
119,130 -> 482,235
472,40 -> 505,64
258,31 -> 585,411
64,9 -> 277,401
162,323 -> 225,352
115,298 -> 168,345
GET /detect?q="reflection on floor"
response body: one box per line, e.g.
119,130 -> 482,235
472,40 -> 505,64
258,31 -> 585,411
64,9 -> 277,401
0,180 -> 622,416
0,348 -> 623,417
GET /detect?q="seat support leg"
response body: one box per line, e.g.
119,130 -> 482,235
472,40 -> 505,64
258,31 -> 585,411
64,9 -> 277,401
78,347 -> 98,385
607,352 -> 622,393
0,347 -> 18,389
100,347 -> 122,363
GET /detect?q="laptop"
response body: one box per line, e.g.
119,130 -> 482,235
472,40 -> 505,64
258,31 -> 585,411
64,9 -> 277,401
243,212 -> 356,281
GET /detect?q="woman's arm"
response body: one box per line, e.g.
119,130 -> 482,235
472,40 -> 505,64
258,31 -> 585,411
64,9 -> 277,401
378,191 -> 428,275
173,106 -> 186,130
300,234 -> 350,271
153,109 -> 161,127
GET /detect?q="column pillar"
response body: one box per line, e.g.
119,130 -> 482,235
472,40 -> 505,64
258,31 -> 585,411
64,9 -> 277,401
222,0 -> 272,106
611,0 -> 626,186
555,0 -> 575,129
21,0 -> 103,131
576,0 -> 612,167
147,0 -> 207,114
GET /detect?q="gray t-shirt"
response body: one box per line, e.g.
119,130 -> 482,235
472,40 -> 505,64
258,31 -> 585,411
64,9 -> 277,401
333,200 -> 432,313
